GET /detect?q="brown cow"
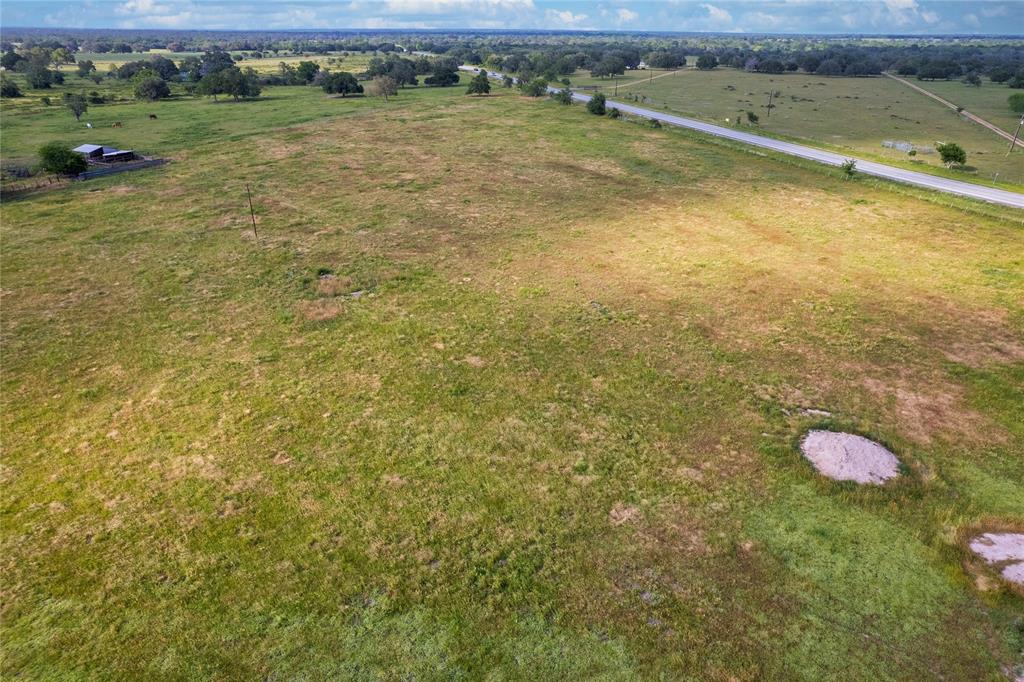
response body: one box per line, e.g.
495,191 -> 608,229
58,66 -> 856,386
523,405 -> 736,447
111,121 -> 123,128
148,114 -> 157,120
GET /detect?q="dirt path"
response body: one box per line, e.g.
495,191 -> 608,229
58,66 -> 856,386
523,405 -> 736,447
884,73 -> 1023,149
621,68 -> 687,89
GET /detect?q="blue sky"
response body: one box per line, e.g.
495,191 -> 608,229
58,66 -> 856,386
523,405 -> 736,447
2,0 -> 1022,34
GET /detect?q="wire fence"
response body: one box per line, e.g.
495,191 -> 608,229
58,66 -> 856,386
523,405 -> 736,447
0,159 -> 167,199
0,174 -> 72,197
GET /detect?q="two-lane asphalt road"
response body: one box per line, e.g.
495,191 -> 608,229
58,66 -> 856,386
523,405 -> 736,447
459,66 -> 1024,209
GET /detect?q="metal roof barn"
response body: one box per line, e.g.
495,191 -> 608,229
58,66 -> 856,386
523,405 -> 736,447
72,144 -> 105,158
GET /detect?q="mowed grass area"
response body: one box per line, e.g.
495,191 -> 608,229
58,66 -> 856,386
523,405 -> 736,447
0,72 -> 382,166
577,67 -> 1024,186
2,80 -> 1024,679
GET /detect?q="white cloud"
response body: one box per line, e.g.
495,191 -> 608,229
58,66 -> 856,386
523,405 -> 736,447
981,5 -> 1008,18
384,0 -> 533,14
616,8 -> 638,23
700,3 -> 732,24
746,11 -> 782,28
963,12 -> 980,27
883,0 -> 918,11
544,8 -> 588,27
116,0 -> 171,15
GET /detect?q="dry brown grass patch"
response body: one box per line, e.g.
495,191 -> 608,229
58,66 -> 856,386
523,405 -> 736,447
299,298 -> 344,322
316,274 -> 353,297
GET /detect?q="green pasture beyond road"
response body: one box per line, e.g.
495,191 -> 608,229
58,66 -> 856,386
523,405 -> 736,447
573,67 -> 1024,187
2,77 -> 1023,680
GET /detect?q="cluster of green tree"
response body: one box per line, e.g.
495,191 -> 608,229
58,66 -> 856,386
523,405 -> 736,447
107,55 -> 181,100
258,60 -> 323,86
1,48 -> 65,89
197,67 -> 261,100
113,55 -> 179,80
896,57 -> 1024,87
364,54 -> 422,87
320,71 -> 363,96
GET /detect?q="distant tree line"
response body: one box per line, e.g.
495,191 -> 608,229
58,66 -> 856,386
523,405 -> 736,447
2,29 -> 1021,101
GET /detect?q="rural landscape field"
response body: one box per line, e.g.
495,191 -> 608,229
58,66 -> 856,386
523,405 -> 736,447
2,4 -> 1023,680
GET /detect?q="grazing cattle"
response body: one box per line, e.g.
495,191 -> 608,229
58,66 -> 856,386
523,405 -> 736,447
148,114 -> 157,120
112,121 -> 123,128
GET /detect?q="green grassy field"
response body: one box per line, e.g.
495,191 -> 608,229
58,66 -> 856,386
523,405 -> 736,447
904,76 -> 1024,133
2,78 -> 1023,679
574,67 -> 1024,186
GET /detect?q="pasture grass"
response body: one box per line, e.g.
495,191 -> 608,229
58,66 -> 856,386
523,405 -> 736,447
904,76 -> 1024,132
575,67 -> 1024,186
2,80 -> 1023,680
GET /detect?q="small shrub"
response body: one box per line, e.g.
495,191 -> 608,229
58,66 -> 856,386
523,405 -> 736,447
607,107 -> 621,119
519,77 -> 548,97
936,141 -> 966,167
1009,92 -> 1024,114
840,158 -> 856,178
649,118 -> 662,129
586,92 -> 606,115
41,96 -> 51,106
466,71 -> 490,96
550,88 -> 572,105
38,142 -> 88,175
746,110 -> 759,124
0,78 -> 22,98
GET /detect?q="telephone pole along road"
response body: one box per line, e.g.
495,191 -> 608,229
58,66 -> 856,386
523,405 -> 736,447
459,66 -> 1024,210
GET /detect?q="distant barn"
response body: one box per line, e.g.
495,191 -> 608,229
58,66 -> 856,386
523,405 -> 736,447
102,149 -> 135,162
73,144 -> 136,163
72,144 -> 107,159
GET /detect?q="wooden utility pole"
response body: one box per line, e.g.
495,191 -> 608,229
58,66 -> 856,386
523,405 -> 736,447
1008,115 -> 1023,156
766,90 -> 775,118
246,184 -> 258,240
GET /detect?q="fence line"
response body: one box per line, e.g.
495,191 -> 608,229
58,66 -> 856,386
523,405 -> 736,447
1,159 -> 168,199
77,158 -> 167,180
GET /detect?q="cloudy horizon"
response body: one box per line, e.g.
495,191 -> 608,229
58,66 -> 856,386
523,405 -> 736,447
1,1 -> 1022,35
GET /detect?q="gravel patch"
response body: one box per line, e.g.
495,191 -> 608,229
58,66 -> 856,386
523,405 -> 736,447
799,430 -> 900,484
968,532 -> 1024,586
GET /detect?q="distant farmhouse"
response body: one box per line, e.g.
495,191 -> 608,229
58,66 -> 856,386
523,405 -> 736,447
72,144 -> 136,164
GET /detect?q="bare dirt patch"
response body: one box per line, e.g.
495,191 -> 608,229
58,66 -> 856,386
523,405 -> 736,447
609,502 -> 640,526
799,430 -> 900,484
944,338 -> 1024,368
968,532 -> 1024,587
